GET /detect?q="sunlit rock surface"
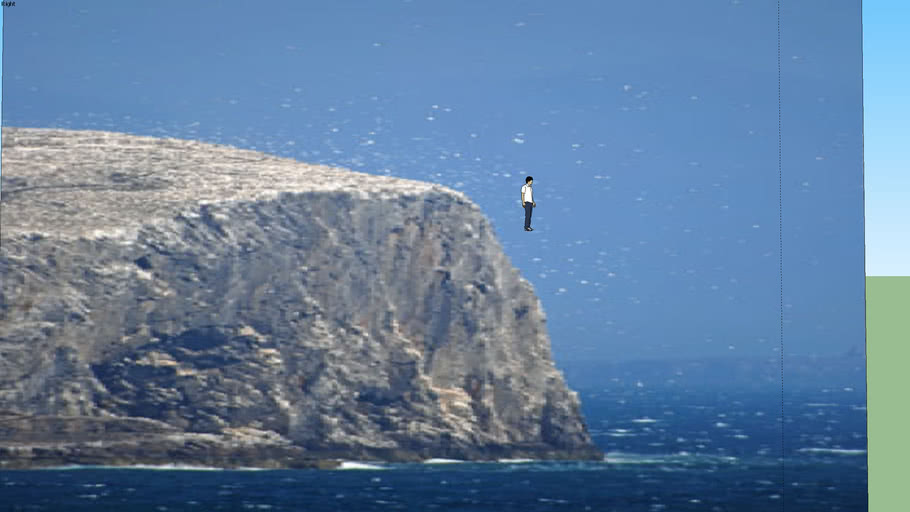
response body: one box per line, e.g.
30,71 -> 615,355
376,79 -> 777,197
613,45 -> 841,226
0,127 -> 600,468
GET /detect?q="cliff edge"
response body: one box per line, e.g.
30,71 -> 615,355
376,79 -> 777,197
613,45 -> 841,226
0,127 -> 601,469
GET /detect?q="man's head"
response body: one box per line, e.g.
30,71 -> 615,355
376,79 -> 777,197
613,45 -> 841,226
525,176 -> 533,184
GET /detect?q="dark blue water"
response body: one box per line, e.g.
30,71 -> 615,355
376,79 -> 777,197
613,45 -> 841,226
1,376 -> 867,511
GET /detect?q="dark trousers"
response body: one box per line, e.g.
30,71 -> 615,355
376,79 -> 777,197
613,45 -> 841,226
524,202 -> 534,229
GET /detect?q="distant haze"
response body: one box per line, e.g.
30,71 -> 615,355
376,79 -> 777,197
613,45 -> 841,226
1,1 -> 864,363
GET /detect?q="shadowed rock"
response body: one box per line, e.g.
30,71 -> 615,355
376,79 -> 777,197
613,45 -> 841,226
0,127 -> 601,469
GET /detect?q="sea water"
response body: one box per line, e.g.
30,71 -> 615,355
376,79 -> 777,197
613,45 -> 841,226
1,375 -> 867,511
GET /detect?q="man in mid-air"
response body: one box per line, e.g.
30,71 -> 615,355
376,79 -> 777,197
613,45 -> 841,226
521,176 -> 536,231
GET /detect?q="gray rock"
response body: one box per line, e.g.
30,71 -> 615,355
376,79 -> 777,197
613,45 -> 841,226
0,127 -> 601,468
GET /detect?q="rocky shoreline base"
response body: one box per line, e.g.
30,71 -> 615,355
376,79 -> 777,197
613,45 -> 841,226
0,411 -> 602,470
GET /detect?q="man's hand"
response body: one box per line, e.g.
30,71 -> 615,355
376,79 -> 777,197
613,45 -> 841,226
532,202 -> 536,207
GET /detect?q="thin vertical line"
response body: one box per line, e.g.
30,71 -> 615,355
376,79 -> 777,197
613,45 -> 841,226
860,0 -> 869,490
0,6 -> 4,199
777,0 -> 785,509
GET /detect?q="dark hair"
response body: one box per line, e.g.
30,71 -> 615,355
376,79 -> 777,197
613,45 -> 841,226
525,176 -> 533,183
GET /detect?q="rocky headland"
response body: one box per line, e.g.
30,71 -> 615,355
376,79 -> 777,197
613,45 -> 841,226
0,127 -> 601,469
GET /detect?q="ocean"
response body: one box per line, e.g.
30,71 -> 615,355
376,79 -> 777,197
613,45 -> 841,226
2,362 -> 867,511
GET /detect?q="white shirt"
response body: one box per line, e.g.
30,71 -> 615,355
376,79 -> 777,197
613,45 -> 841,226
521,184 -> 533,203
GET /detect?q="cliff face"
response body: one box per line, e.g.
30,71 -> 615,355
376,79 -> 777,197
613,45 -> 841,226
0,127 -> 601,468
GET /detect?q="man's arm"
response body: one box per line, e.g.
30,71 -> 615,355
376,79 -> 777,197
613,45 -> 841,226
520,188 -> 525,205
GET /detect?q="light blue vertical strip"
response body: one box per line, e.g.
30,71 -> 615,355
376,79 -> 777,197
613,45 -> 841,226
864,0 -> 910,276
1,5 -> 4,195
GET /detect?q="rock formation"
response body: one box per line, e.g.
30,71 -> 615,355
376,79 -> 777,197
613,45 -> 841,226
0,127 -> 601,469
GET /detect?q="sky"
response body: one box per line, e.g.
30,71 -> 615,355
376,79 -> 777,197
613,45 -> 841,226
863,0 -> 910,277
0,1 -> 877,364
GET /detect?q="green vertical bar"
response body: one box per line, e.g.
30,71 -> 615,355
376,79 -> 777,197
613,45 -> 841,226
867,276 -> 910,511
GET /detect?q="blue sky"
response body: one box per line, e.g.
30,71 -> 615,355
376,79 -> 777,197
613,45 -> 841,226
0,1 -> 885,363
863,0 -> 909,277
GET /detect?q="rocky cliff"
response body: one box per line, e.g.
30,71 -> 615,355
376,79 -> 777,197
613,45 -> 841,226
0,127 -> 601,469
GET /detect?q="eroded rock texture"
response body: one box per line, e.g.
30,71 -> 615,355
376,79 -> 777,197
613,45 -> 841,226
0,127 -> 600,468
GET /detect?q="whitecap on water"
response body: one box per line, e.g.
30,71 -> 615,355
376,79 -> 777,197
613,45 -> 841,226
605,451 -> 740,466
797,448 -> 866,456
44,464 -> 226,471
337,461 -> 388,470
